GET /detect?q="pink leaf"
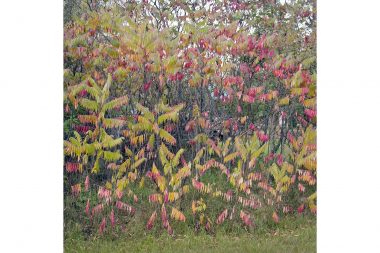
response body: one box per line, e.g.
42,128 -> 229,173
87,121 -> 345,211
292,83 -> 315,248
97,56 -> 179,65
98,218 -> 106,234
110,209 -> 115,227
85,199 -> 90,216
84,175 -> 89,192
216,209 -> 228,225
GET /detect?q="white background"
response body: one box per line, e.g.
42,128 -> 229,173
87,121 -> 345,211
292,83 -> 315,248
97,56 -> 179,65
0,0 -> 379,252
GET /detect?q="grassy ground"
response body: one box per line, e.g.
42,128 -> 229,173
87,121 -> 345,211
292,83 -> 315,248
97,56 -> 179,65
65,216 -> 316,253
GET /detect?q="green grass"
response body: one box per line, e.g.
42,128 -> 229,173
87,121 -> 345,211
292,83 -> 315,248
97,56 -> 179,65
65,216 -> 316,253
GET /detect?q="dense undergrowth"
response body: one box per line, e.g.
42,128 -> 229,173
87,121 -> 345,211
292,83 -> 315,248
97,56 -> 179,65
64,0 -> 316,241
65,170 -> 316,238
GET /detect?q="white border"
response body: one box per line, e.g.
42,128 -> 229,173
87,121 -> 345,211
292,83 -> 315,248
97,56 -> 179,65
0,1 -> 63,252
318,0 -> 380,252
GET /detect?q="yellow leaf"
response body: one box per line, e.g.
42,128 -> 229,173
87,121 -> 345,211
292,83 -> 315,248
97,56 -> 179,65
224,152 -> 240,163
279,96 -> 290,106
171,207 -> 186,222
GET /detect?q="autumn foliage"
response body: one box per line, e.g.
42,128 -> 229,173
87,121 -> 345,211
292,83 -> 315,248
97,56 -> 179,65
64,0 -> 316,236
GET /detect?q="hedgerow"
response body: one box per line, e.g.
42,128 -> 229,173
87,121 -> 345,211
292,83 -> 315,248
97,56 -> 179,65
64,0 -> 316,237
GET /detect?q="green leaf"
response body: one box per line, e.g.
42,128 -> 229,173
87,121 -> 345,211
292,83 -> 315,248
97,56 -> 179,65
79,98 -> 98,111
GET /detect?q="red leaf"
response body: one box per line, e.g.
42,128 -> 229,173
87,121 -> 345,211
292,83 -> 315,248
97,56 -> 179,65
257,131 -> 269,142
240,63 -> 250,74
272,211 -> 279,223
304,109 -> 316,119
276,154 -> 283,166
298,204 -> 305,214
185,120 -> 196,132
66,162 -> 79,173
254,65 -> 261,72
184,61 -> 192,68
146,211 -> 157,230
92,203 -> 104,217
240,211 -> 253,227
298,183 -> 305,192
213,88 -> 219,97
167,222 -> 173,235
143,81 -> 152,91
